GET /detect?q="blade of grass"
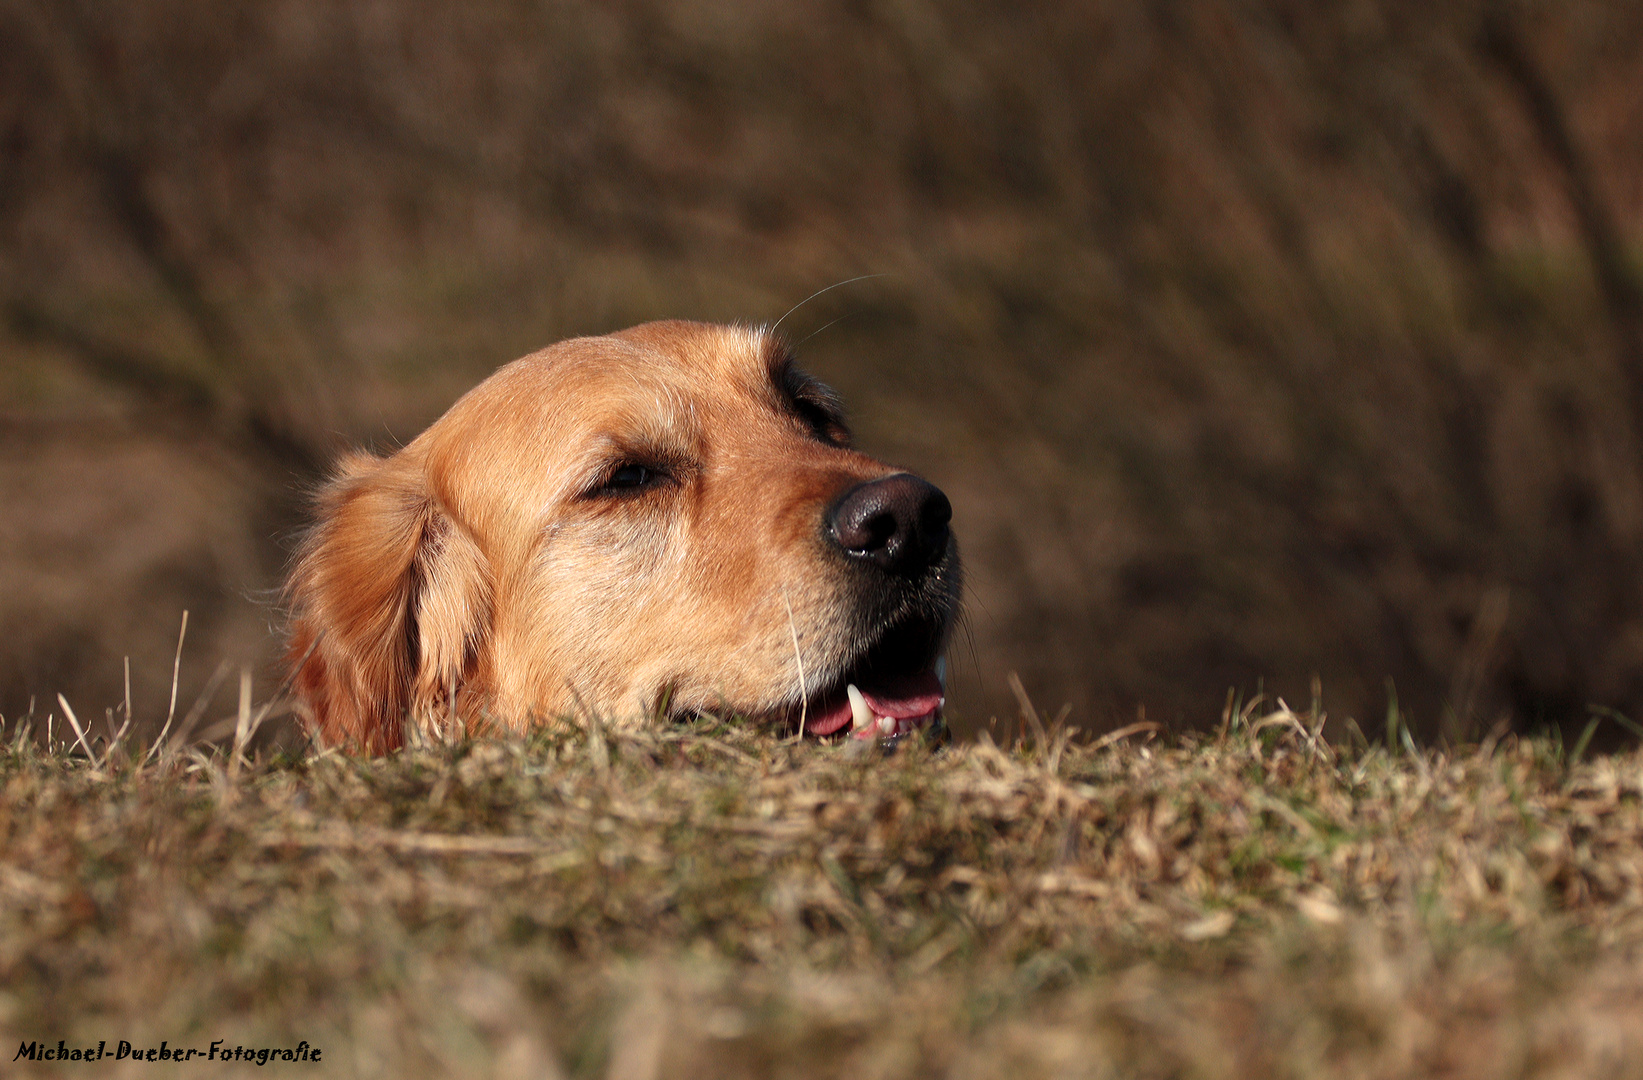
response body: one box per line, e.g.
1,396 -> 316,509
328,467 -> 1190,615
57,693 -> 101,770
1587,704 -> 1643,741
1008,671 -> 1046,750
144,610 -> 189,765
1385,677 -> 1401,752
1088,720 -> 1162,752
229,666 -> 252,781
1570,716 -> 1602,766
104,656 -> 135,763
171,659 -> 232,752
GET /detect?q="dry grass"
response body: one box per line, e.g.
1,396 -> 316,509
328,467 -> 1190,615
3,698 -> 1643,1078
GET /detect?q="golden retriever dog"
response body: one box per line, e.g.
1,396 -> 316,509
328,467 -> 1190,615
285,320 -> 960,752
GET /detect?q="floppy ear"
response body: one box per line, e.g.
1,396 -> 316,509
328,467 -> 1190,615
286,451 -> 492,752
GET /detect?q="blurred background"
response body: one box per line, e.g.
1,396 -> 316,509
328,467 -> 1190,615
2,0 -> 1641,744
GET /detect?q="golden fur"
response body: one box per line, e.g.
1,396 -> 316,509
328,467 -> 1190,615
285,320 -> 959,752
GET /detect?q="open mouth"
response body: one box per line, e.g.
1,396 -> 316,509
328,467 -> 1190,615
672,655 -> 947,745
798,664 -> 946,743
796,666 -> 946,741
786,603 -> 954,743
675,590 -> 957,744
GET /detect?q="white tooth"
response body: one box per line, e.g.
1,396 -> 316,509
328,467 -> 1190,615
848,684 -> 873,731
935,656 -> 946,687
878,715 -> 896,736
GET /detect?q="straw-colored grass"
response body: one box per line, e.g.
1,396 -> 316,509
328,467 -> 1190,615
2,697 -> 1642,1078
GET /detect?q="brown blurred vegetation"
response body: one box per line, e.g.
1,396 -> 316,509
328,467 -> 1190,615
2,0 -> 1641,742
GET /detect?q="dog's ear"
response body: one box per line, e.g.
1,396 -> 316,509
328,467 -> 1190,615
286,451 -> 492,751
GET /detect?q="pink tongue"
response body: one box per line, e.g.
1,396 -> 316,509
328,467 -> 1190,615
800,670 -> 945,737
804,699 -> 853,736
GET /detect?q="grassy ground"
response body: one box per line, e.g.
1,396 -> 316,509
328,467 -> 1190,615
3,704 -> 1643,1079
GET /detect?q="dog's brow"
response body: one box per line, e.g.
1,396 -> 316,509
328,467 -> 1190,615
786,369 -> 845,421
765,342 -> 847,430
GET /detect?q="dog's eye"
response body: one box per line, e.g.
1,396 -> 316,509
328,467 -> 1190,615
598,463 -> 662,494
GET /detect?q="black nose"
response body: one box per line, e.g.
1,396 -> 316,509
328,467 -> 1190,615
829,473 -> 952,575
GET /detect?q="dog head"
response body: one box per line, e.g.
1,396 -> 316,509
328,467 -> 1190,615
286,320 -> 960,751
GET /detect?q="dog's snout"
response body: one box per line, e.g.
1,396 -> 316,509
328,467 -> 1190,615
829,473 -> 952,574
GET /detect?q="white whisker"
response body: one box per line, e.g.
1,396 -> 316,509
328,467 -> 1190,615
780,589 -> 808,739
771,274 -> 887,337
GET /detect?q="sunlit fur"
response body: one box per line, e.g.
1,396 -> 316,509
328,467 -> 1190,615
284,320 -> 960,752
